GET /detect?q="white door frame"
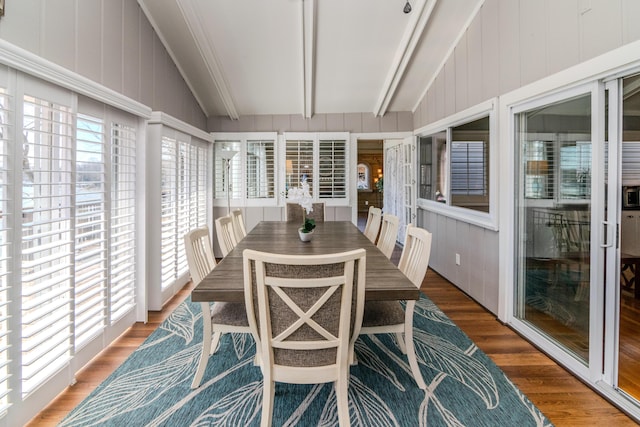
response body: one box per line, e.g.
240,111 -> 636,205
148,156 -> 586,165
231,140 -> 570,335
350,132 -> 413,226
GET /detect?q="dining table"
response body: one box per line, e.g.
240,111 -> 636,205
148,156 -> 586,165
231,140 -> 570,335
191,221 -> 419,304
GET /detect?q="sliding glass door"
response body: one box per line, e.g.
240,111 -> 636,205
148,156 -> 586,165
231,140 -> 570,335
512,74 -> 640,417
612,73 -> 640,401
514,90 -> 594,363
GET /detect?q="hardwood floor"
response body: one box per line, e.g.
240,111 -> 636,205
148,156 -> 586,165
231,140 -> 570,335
618,290 -> 640,400
26,254 -> 637,426
420,269 -> 637,426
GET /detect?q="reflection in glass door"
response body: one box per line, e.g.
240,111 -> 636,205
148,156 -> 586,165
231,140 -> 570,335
617,73 -> 640,400
515,93 -> 592,362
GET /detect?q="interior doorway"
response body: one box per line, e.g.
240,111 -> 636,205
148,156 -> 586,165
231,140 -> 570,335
356,139 -> 383,231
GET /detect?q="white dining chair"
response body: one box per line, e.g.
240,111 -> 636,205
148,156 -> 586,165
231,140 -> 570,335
363,206 -> 382,244
243,248 -> 366,427
215,214 -> 238,257
231,208 -> 247,243
376,213 -> 400,259
358,224 -> 432,389
183,226 -> 250,389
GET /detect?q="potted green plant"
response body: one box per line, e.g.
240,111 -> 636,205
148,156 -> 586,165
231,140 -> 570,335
287,178 -> 316,242
302,217 -> 315,232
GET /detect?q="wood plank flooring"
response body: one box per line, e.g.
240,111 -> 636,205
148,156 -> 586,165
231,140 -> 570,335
26,267 -> 638,426
420,269 -> 637,426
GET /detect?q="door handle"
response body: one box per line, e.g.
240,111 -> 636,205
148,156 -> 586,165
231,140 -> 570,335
600,220 -> 613,248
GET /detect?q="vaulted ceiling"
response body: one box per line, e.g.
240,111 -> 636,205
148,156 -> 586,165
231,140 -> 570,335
138,0 -> 483,120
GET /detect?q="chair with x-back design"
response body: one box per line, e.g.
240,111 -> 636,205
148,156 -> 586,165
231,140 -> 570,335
243,248 -> 366,427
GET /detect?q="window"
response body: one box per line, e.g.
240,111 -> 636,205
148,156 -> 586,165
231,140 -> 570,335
285,138 -> 314,193
213,133 -> 277,208
110,121 -> 137,322
246,139 -> 275,199
161,137 -> 178,290
75,114 -> 107,349
0,86 -> 10,413
319,139 -> 346,198
0,68 -> 145,423
21,93 -> 74,396
161,134 -> 209,290
284,133 -> 349,202
418,116 -> 490,212
213,139 -> 242,203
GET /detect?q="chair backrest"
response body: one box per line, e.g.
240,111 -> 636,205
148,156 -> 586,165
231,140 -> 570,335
243,248 -> 366,375
286,202 -> 325,223
184,226 -> 217,286
286,203 -> 304,223
231,209 -> 247,242
215,215 -> 238,257
363,206 -> 382,243
376,214 -> 400,259
398,224 -> 433,288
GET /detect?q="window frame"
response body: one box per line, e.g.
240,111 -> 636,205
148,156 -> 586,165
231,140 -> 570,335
281,132 -> 350,207
415,99 -> 498,230
212,132 -> 278,208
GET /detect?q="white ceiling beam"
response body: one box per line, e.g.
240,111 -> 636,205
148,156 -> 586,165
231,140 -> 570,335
301,0 -> 316,118
176,0 -> 239,120
373,0 -> 437,117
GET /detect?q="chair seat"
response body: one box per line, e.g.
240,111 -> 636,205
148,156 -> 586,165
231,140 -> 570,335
362,300 -> 404,327
211,302 -> 249,326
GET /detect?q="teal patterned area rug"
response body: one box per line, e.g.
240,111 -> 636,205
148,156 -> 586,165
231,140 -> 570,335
59,294 -> 553,426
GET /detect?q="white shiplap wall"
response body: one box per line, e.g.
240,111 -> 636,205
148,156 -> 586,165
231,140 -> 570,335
0,0 -> 206,130
413,0 -> 640,314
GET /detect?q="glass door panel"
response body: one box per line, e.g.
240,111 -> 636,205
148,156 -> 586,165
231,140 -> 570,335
515,93 -> 592,362
617,73 -> 640,399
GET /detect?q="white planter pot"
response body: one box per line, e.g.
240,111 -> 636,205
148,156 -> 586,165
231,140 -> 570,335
298,228 -> 314,242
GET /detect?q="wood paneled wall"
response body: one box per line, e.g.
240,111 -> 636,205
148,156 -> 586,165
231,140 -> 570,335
412,0 -> 640,314
0,0 -> 206,129
208,111 -> 414,133
414,0 -> 640,128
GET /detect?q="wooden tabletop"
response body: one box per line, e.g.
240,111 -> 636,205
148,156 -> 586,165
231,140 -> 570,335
191,221 -> 419,303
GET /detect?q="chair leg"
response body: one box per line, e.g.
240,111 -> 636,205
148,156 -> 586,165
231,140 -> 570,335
192,303 -> 213,389
395,332 -> 407,354
348,341 -> 357,365
261,378 -> 275,427
210,331 -> 222,354
336,376 -> 351,427
404,302 -> 426,389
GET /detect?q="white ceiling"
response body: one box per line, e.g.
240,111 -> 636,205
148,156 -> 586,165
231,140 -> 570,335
138,0 -> 483,120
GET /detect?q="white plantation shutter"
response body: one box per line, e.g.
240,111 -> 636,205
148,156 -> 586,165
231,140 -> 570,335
284,133 -> 348,201
285,139 -> 314,194
110,121 -> 136,322
188,142 -> 208,228
161,135 -> 209,291
176,140 -> 189,277
196,144 -> 207,226
161,137 -> 178,289
246,139 -> 275,199
1,75 -> 143,423
189,144 -> 199,227
21,94 -> 74,395
318,139 -> 346,199
559,140 -> 591,200
450,141 -> 486,196
74,114 -> 107,349
0,86 -> 11,412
